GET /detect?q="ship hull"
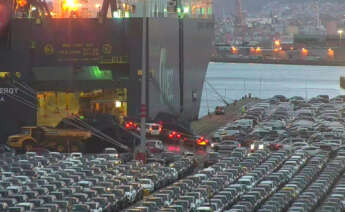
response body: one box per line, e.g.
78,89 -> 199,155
0,17 -> 214,143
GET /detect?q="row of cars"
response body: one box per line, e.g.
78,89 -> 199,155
125,147 -> 252,211
286,154 -> 345,212
318,151 -> 345,212
125,120 -> 211,149
193,149 -> 273,211
211,100 -> 285,154
213,94 -> 345,156
154,148 -> 302,212
201,94 -> 345,212
0,148 -> 196,211
278,95 -> 345,152
228,149 -> 293,211
256,151 -> 325,211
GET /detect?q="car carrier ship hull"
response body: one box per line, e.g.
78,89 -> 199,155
0,17 -> 214,145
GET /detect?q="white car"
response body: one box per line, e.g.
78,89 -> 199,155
296,146 -> 321,156
16,202 -> 34,211
119,185 -> 137,202
138,123 -> 162,136
71,152 -> 83,159
104,148 -> 119,158
138,178 -> 154,192
14,176 -> 31,185
146,140 -> 164,153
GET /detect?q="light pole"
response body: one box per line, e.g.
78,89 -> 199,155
338,29 -> 343,46
139,0 -> 147,162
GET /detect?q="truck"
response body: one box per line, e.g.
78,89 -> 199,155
7,126 -> 92,153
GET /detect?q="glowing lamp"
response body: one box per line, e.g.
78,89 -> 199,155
274,40 -> 280,47
115,100 -> 121,108
113,11 -> 120,18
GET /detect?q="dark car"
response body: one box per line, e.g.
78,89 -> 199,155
215,106 -> 225,115
212,140 -> 240,153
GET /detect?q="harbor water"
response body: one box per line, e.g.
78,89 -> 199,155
199,62 -> 345,118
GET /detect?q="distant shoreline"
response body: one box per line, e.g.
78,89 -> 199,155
211,57 -> 345,67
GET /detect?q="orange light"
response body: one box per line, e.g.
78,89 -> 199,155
274,48 -> 279,52
328,48 -> 334,57
256,47 -> 261,54
301,48 -> 308,56
62,0 -> 80,11
17,0 -> 27,7
274,40 -> 280,47
232,46 -> 238,54
198,141 -> 207,146
250,47 -> 255,54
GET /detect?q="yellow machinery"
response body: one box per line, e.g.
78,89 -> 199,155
7,126 -> 91,152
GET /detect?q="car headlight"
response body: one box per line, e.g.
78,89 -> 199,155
211,143 -> 215,148
259,144 -> 264,149
115,154 -> 119,158
250,144 -> 255,150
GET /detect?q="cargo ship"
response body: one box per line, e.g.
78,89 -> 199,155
0,0 -> 214,148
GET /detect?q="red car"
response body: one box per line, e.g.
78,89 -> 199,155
125,121 -> 138,131
269,143 -> 282,151
168,131 -> 182,142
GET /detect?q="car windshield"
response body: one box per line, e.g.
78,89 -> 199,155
139,179 -> 151,184
21,129 -> 31,135
105,149 -> 117,154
